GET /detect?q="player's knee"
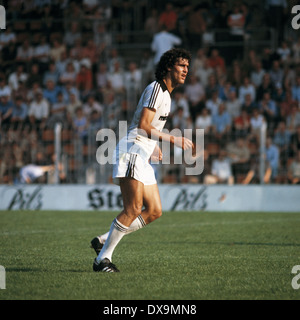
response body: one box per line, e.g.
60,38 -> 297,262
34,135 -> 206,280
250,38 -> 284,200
150,205 -> 162,220
124,203 -> 143,219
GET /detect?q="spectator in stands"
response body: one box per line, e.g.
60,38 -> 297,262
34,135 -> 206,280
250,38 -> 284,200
1,41 -> 18,73
191,48 -> 208,73
258,91 -> 278,129
59,61 -> 77,86
269,59 -> 284,88
151,24 -> 182,66
144,8 -> 160,37
0,24 -> 16,49
287,150 -> 300,184
26,64 -> 43,89
76,61 -> 93,99
225,87 -> 241,119
43,61 -> 60,86
83,94 -> 103,119
28,89 -> 49,131
96,63 -> 109,92
89,109 -> 103,133
172,107 -> 188,131
265,136 -> 280,183
49,38 -> 66,63
70,38 -> 84,62
227,59 -> 243,88
250,60 -> 266,88
47,92 -> 67,129
171,89 -> 190,120
205,73 -> 220,99
206,89 -> 222,117
0,93 -> 13,129
64,21 -> 82,48
33,34 -> 51,74
250,108 -> 266,142
286,105 -> 300,134
184,74 -> 205,121
43,79 -> 61,105
241,93 -> 257,116
81,38 -> 98,69
239,76 -> 256,104
188,4 -> 207,51
195,107 -> 212,136
107,61 -> 125,95
291,75 -> 300,103
204,149 -> 234,185
276,40 -> 291,65
211,102 -> 231,142
66,89 -> 82,126
93,23 -> 112,60
107,48 -> 125,73
8,64 -> 28,92
273,120 -> 291,163
226,136 -> 251,177
73,106 -> 88,142
17,163 -> 55,184
158,2 -> 178,32
292,36 -> 300,65
278,89 -> 297,121
124,61 -> 142,95
289,125 -> 300,157
256,73 -> 275,102
11,96 -> 28,130
208,48 -> 226,73
233,107 -> 251,137
194,58 -> 214,89
227,3 -> 245,62
16,39 -> 34,67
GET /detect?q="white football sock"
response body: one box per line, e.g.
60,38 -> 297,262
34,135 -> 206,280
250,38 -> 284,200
96,218 -> 128,263
98,215 -> 146,243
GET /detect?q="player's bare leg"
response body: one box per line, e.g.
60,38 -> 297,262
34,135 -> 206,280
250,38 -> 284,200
93,177 -> 144,271
140,183 -> 162,224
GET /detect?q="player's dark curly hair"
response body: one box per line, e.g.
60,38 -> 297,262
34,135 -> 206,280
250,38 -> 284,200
155,48 -> 192,81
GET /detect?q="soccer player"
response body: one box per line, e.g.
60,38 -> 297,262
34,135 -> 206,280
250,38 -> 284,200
91,48 -> 193,272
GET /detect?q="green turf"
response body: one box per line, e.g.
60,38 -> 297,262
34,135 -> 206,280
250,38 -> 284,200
0,210 -> 299,300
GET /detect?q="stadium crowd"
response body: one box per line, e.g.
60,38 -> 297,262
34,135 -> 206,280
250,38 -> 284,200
0,0 -> 300,185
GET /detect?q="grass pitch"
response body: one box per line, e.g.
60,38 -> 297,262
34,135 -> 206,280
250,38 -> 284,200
0,210 -> 299,300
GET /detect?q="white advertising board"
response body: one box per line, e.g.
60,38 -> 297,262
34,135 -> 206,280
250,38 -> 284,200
0,184 -> 299,212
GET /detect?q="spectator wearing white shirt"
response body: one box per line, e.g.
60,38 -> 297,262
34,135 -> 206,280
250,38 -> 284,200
239,76 -> 256,104
83,95 -> 103,119
107,61 -> 125,94
151,25 -> 181,65
28,90 -> 49,131
250,60 -> 266,88
204,150 -> 234,185
8,65 -> 28,92
195,107 -> 212,135
205,89 -> 222,117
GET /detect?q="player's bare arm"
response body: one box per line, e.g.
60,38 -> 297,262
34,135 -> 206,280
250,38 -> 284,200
138,107 -> 194,150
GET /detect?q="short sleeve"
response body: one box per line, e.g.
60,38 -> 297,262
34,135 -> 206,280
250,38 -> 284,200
142,82 -> 163,111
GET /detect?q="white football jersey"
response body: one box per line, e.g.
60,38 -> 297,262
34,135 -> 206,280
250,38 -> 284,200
118,80 -> 171,160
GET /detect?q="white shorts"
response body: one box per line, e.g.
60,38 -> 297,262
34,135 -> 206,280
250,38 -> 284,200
112,151 -> 157,186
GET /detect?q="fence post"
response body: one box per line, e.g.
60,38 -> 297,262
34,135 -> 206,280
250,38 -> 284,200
54,123 -> 62,184
259,122 -> 267,184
